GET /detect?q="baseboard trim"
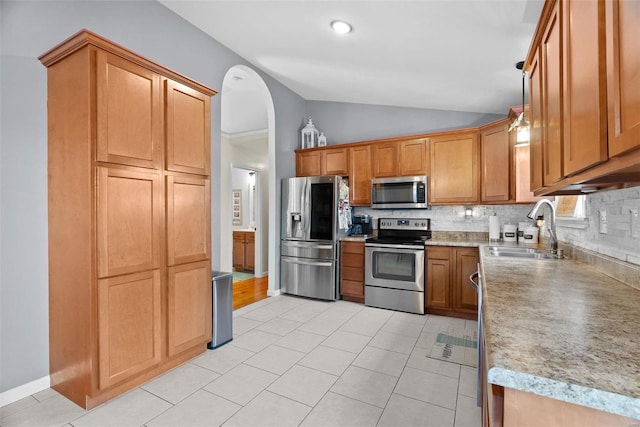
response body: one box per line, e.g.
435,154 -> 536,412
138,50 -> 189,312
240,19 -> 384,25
0,376 -> 50,407
267,289 -> 281,297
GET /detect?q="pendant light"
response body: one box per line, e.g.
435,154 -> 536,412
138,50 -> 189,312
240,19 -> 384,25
509,61 -> 530,146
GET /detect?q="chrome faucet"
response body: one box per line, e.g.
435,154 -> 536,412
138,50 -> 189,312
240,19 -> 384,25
527,199 -> 559,255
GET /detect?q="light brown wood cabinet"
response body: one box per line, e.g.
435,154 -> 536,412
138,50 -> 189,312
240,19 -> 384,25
426,246 -> 478,320
372,141 -> 399,177
399,138 -> 429,176
296,150 -> 322,177
606,0 -> 640,157
480,120 -> 511,203
348,145 -> 372,206
430,132 -> 480,205
233,231 -> 255,272
340,241 -> 365,303
526,0 -> 640,195
41,30 -> 215,409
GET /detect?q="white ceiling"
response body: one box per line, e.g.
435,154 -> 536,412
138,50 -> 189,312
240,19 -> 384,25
160,0 -> 544,133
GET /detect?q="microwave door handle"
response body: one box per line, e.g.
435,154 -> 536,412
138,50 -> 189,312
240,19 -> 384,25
413,181 -> 418,202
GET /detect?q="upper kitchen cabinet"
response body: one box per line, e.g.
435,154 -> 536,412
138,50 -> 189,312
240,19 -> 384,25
528,50 -> 545,193
398,138 -> 429,176
40,30 -> 216,409
606,0 -> 640,157
372,141 -> 399,177
526,0 -> 640,195
430,131 -> 480,205
296,150 -> 321,177
166,80 -> 211,176
321,147 -> 349,176
562,0 -> 608,175
96,51 -> 162,169
541,0 -> 563,186
480,119 -> 511,203
348,144 -> 372,206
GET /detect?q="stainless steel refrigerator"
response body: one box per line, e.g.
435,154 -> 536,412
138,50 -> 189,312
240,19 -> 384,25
280,176 -> 348,300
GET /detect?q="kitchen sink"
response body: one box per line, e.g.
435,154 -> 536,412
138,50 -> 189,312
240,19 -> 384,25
488,246 -> 556,260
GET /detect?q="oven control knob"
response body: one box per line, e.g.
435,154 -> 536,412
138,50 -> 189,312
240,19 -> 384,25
421,222 -> 426,227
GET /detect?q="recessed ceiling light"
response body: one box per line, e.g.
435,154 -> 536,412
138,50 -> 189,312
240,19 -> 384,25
331,20 -> 352,35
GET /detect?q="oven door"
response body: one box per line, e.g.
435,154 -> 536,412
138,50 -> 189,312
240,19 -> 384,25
365,244 -> 424,291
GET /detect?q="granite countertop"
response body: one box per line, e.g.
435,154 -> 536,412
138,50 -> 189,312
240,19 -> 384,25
479,245 -> 640,420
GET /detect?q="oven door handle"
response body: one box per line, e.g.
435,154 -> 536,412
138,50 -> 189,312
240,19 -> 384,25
281,257 -> 333,268
365,243 -> 425,251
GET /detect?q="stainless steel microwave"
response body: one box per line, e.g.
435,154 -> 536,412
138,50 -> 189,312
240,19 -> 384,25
370,176 -> 429,209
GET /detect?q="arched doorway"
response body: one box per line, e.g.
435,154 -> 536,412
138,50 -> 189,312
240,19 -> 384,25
220,65 -> 278,296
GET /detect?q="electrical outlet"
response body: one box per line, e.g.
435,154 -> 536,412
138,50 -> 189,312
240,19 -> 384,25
631,208 -> 639,239
599,210 -> 608,234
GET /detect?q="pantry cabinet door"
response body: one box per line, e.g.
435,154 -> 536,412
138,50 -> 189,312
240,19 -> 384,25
166,80 -> 211,175
166,174 -> 211,266
167,261 -> 212,357
96,51 -> 162,169
98,270 -> 162,389
97,167 -> 162,278
606,0 -> 640,156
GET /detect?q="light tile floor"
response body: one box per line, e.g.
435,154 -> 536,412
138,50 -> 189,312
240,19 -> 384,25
0,295 -> 481,427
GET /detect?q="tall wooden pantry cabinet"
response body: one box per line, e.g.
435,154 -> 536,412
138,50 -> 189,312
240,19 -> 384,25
39,30 -> 216,409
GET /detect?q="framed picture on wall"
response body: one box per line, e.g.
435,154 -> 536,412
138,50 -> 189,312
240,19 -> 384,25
232,189 -> 242,225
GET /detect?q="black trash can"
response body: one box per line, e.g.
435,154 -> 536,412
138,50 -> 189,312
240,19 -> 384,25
208,271 -> 233,349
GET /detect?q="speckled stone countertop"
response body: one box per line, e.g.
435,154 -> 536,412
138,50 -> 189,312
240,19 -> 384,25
479,246 -> 640,420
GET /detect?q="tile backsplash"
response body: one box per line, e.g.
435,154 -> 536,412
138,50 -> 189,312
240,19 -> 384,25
558,187 -> 640,266
354,204 -> 535,233
354,186 -> 640,267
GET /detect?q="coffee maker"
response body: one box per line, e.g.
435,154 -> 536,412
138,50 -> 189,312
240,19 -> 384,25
350,213 -> 373,236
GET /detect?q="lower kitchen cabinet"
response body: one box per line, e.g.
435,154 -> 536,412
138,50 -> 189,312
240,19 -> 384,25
233,231 -> 255,272
426,246 -> 478,319
340,241 -> 365,303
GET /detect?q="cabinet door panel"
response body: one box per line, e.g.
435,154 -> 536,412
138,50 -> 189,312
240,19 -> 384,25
606,0 -> 640,156
168,261 -> 212,357
399,139 -> 429,176
481,122 -> 511,202
529,51 -> 544,192
98,270 -> 162,389
454,249 -> 479,313
97,167 -> 162,278
348,145 -> 372,206
96,51 -> 161,169
296,151 -> 321,177
372,142 -> 398,177
322,148 -> 349,176
167,174 -> 211,265
166,80 -> 211,175
245,233 -> 255,271
542,4 -> 563,185
563,0 -> 607,175
426,258 -> 451,309
341,279 -> 364,298
430,133 -> 479,204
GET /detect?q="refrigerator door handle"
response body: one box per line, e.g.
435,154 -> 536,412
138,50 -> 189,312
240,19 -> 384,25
304,179 -> 311,239
282,257 -> 333,268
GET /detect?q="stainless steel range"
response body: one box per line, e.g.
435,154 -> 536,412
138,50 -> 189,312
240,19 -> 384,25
365,218 -> 431,314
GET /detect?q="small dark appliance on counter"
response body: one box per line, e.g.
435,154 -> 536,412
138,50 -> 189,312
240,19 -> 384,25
350,214 -> 373,236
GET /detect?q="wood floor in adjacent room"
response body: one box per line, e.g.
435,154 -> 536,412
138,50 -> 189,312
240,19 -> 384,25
232,276 -> 268,310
